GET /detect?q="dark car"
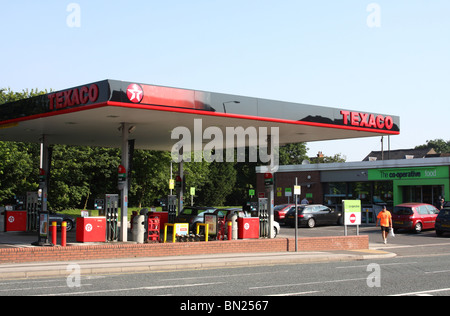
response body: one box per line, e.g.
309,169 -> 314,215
49,211 -> 76,232
175,206 -> 217,231
435,209 -> 450,237
392,203 -> 439,233
274,204 -> 294,224
285,204 -> 341,228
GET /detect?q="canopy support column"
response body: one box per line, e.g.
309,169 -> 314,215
120,123 -> 130,242
32,135 -> 51,246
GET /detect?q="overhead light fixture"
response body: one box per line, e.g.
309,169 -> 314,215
223,101 -> 241,113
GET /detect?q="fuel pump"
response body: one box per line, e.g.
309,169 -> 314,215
167,195 -> 177,224
258,198 -> 269,238
105,194 -> 119,242
26,192 -> 39,232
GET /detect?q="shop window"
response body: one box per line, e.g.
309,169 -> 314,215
349,182 -> 372,205
323,183 -> 347,205
373,181 -> 393,206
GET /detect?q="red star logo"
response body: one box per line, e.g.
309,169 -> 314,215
126,84 -> 144,103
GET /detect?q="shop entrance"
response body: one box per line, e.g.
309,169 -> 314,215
401,185 -> 444,206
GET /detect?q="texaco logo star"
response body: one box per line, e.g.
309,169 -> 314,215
85,223 -> 93,232
126,84 -> 144,103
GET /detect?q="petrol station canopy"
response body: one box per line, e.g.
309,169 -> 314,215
0,79 -> 400,149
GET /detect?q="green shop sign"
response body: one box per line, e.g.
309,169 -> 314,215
368,166 -> 449,181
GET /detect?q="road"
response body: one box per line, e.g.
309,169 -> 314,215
278,224 -> 450,258
1,225 -> 450,299
1,254 -> 450,298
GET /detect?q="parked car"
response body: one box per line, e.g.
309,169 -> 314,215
392,203 -> 439,233
285,204 -> 341,228
213,208 -> 281,238
435,208 -> 450,237
274,204 -> 294,224
272,220 -> 281,237
49,211 -> 76,232
214,208 -> 250,221
175,206 -> 217,231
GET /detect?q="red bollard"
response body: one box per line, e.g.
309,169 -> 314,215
227,221 -> 232,241
61,221 -> 67,247
51,222 -> 57,246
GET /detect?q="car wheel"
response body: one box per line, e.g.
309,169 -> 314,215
414,222 -> 422,233
436,230 -> 444,237
65,220 -> 74,232
307,218 -> 316,228
272,226 -> 278,238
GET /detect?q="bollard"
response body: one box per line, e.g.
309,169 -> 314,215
227,221 -> 232,241
61,221 -> 67,247
51,222 -> 57,246
195,223 -> 209,242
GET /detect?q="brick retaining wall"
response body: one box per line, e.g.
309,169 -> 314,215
0,235 -> 368,264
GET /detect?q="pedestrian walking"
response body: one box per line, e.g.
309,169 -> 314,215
376,206 -> 392,244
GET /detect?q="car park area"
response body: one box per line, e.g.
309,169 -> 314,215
278,219 -> 450,257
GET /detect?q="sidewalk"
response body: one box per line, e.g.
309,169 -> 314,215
0,229 -> 396,280
0,247 -> 396,280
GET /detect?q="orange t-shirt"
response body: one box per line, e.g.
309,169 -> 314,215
377,211 -> 392,227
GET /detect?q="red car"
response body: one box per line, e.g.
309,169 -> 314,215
274,204 -> 294,224
392,203 -> 439,233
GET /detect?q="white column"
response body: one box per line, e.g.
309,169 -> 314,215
268,135 -> 275,239
40,135 -> 49,214
120,123 -> 129,242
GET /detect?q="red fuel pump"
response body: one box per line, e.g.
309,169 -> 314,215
147,215 -> 160,243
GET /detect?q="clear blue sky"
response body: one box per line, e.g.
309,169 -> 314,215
1,1 -> 449,161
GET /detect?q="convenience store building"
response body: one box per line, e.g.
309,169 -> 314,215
257,156 -> 450,210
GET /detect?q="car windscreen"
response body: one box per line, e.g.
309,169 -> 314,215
393,207 -> 413,215
180,208 -> 196,216
197,209 -> 215,216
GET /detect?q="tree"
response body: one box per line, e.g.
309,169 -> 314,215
310,153 -> 347,164
198,160 -> 237,206
415,139 -> 450,154
49,145 -> 95,211
279,143 -> 309,165
0,142 -> 39,202
183,153 -> 211,205
0,88 -> 46,204
130,150 -> 171,208
0,87 -> 48,104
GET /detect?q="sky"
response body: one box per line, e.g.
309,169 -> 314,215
1,1 -> 449,161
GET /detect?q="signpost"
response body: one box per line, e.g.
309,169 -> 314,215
343,200 -> 362,236
294,179 -> 301,252
190,187 -> 196,206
